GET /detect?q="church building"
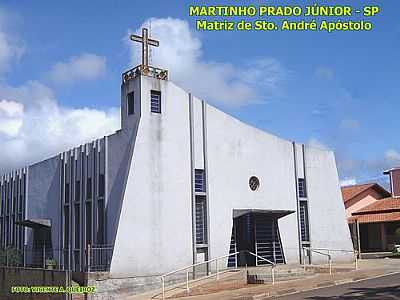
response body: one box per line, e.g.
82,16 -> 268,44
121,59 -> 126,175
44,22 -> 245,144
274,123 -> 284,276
0,29 -> 353,281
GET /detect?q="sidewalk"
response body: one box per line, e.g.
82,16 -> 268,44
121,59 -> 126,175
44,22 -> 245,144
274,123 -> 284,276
125,258 -> 400,300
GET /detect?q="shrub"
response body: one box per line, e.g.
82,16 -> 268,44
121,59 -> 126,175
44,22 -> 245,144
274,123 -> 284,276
0,247 -> 23,267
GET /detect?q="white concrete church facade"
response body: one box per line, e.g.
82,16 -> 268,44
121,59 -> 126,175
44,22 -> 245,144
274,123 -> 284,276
0,30 -> 353,280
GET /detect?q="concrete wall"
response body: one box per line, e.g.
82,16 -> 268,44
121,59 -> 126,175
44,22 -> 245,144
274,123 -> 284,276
305,146 -> 354,262
110,76 -> 193,276
27,157 -> 61,254
0,266 -> 67,300
206,104 -> 300,265
106,77 -> 141,247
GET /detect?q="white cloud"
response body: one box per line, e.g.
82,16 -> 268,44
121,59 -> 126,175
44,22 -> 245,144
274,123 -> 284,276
340,178 -> 357,186
307,138 -> 329,150
0,9 -> 117,174
314,66 -> 335,80
129,18 -> 286,107
385,149 -> 400,163
49,53 -> 106,84
0,99 -> 23,137
339,118 -> 360,131
0,81 -> 119,174
0,9 -> 24,74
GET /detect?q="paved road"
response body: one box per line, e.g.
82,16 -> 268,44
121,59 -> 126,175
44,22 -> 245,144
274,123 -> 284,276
276,272 -> 400,300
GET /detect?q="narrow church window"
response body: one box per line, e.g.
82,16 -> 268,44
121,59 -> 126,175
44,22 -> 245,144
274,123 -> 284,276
195,196 -> 208,245
98,174 -> 105,198
97,200 -> 105,244
74,204 -> 80,248
65,184 -> 70,203
300,200 -> 310,242
86,178 -> 92,200
75,181 -> 80,202
195,169 -> 206,192
298,178 -> 307,198
150,90 -> 161,113
64,206 -> 70,247
127,92 -> 134,115
86,202 -> 92,245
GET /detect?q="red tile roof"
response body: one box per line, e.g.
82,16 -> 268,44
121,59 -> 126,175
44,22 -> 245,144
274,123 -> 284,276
341,183 -> 390,203
350,197 -> 400,223
349,212 -> 400,223
353,197 -> 400,214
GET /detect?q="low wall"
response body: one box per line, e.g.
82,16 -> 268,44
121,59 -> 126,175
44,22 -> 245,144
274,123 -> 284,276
0,267 -> 68,300
86,272 -> 187,300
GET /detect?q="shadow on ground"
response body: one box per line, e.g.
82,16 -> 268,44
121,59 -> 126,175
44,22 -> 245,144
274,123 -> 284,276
306,284 -> 400,299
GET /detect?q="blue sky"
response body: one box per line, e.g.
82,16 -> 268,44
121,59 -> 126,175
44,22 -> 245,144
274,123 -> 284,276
0,0 -> 398,186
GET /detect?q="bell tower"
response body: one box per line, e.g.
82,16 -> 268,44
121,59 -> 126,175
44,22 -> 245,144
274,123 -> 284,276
120,27 -> 168,130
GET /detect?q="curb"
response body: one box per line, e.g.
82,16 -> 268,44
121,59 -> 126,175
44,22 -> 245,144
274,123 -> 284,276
251,271 -> 400,299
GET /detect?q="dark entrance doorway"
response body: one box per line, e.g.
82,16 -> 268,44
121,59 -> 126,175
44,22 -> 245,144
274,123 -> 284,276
228,209 -> 294,267
16,218 -> 52,267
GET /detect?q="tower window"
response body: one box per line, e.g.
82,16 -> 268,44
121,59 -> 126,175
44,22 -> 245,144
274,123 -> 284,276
150,90 -> 161,113
127,92 -> 134,115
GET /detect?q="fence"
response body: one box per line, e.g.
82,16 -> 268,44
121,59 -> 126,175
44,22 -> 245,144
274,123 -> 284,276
0,244 -> 114,272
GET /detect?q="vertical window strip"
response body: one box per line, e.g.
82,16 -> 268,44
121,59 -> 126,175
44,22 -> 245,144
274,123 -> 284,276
195,169 -> 206,193
298,178 -> 307,198
195,196 -> 207,245
299,201 -> 310,242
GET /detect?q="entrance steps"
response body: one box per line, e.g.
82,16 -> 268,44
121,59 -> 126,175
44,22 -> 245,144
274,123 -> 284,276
247,264 -> 315,284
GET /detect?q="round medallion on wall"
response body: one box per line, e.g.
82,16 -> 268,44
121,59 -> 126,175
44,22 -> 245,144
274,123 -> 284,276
249,176 -> 260,191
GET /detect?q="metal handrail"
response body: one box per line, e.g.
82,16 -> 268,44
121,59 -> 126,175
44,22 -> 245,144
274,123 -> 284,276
307,247 -> 356,253
160,250 -> 275,299
302,246 -> 358,275
247,251 -> 275,266
162,251 -> 239,278
302,246 -> 332,275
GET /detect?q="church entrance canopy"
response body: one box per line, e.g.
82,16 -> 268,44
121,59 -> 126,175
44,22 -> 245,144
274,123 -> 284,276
229,209 -> 295,267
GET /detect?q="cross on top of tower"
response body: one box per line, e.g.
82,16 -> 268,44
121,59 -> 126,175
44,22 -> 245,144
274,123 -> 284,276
124,27 -> 168,81
130,28 -> 159,70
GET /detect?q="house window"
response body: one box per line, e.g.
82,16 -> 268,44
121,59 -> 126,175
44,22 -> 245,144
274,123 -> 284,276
150,90 -> 161,113
298,178 -> 307,198
127,92 -> 134,115
300,201 -> 310,242
195,169 -> 206,193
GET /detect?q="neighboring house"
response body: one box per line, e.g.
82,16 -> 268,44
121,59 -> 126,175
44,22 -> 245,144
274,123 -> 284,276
342,183 -> 391,218
342,168 -> 400,252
